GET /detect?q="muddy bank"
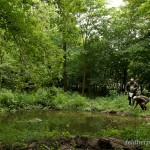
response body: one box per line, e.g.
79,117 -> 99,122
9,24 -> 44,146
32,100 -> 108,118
100,110 -> 125,116
0,135 -> 142,150
100,110 -> 150,120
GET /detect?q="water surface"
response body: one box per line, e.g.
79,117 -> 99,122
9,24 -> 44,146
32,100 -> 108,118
0,110 -> 149,143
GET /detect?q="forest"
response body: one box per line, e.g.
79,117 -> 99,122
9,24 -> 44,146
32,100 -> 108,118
0,0 -> 149,95
0,0 -> 150,149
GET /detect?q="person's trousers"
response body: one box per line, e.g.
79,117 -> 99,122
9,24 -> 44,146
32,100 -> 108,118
128,93 -> 136,106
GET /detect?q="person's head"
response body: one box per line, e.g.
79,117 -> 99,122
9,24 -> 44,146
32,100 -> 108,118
130,78 -> 134,84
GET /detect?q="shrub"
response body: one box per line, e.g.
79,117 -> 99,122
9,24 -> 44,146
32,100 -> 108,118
33,87 -> 57,108
108,90 -> 118,98
0,89 -> 16,108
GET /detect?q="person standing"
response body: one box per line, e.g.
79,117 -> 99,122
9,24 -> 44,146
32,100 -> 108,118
126,78 -> 138,105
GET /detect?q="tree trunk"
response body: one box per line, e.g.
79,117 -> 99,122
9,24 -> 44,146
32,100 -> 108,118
122,63 -> 128,92
63,42 -> 68,92
82,52 -> 86,95
0,49 -> 4,88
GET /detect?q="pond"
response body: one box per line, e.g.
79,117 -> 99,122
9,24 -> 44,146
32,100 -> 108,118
0,110 -> 150,144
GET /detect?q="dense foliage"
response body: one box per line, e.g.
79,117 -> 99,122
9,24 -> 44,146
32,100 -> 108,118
0,88 -> 150,118
0,0 -> 149,95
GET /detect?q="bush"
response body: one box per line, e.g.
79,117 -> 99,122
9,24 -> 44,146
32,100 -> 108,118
0,89 -> 16,107
33,87 -> 57,108
54,90 -> 91,110
108,90 -> 118,98
0,87 -> 57,110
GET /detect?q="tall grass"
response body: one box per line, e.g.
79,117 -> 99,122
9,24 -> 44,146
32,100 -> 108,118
53,89 -> 150,117
0,87 -> 56,111
0,88 -> 149,117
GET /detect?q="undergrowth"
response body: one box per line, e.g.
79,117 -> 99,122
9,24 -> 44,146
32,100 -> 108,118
0,88 -> 149,117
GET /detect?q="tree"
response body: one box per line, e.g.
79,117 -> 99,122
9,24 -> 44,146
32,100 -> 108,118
122,0 -> 150,90
0,0 -> 64,90
53,0 -> 85,92
76,0 -> 108,95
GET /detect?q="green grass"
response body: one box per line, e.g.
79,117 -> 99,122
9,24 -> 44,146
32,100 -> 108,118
53,89 -> 150,117
0,88 -> 150,117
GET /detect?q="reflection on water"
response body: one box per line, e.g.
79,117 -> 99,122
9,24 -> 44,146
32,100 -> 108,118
0,110 -> 149,139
